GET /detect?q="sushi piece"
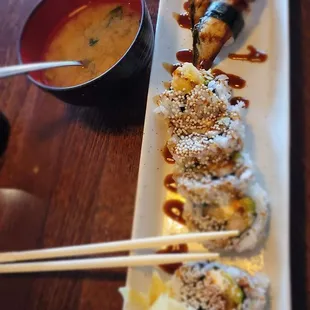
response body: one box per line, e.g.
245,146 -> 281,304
167,130 -> 244,168
120,265 -> 269,310
156,63 -> 244,127
193,1 -> 245,69
174,152 -> 253,205
159,84 -> 231,136
156,63 -> 245,166
183,183 -> 269,252
171,261 -> 269,310
158,80 -> 244,137
173,150 -> 251,178
156,62 -> 244,135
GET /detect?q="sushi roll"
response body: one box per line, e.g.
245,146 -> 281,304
171,261 -> 269,310
156,62 -> 269,254
192,1 -> 246,69
174,152 -> 253,205
183,183 -> 269,252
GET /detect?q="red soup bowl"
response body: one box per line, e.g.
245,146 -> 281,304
18,0 -> 154,106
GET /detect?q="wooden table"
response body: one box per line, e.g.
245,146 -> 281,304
0,0 -> 308,309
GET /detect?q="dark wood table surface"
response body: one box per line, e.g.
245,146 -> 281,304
0,0 -> 308,309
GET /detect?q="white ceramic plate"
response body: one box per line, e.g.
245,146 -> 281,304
125,0 -> 290,309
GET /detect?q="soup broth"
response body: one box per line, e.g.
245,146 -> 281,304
43,2 -> 140,87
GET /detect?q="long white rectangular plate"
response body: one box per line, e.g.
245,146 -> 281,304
125,0 -> 290,309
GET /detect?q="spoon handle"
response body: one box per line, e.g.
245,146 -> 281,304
0,61 -> 81,79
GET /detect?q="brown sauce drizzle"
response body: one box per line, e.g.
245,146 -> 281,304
176,49 -> 193,63
162,62 -> 181,76
212,68 -> 246,89
228,45 -> 268,63
183,0 -> 190,12
231,0 -> 250,12
163,200 -> 185,225
162,145 -> 175,164
164,174 -> 177,193
230,96 -> 250,108
156,244 -> 189,274
173,12 -> 191,29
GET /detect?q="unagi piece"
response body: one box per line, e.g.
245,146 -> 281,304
192,1 -> 247,69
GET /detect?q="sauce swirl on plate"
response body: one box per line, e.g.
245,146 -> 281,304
228,45 -> 268,63
163,200 -> 185,225
156,244 -> 189,274
212,69 -> 246,89
162,145 -> 175,164
230,0 -> 250,11
176,49 -> 193,63
173,12 -> 191,29
183,0 -> 190,12
230,96 -> 250,108
164,174 -> 177,193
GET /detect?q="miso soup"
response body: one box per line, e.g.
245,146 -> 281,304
42,2 -> 141,87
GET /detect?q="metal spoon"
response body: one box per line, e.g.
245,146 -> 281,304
0,61 -> 82,79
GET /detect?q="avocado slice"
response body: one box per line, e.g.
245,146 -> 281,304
239,197 -> 256,214
222,272 -> 244,307
232,151 -> 241,162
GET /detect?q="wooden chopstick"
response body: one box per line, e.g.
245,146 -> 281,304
0,252 -> 219,274
0,231 -> 238,264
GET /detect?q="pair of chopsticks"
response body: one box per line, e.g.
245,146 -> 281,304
0,230 -> 238,274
